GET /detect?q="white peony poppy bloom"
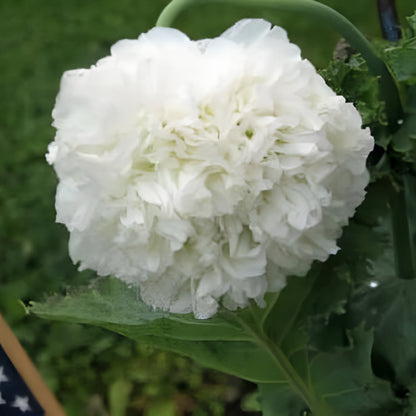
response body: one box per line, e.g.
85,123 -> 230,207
47,19 -> 373,318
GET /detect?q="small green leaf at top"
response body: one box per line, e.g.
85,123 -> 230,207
320,54 -> 386,128
406,12 -> 416,36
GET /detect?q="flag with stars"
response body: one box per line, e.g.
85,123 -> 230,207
0,345 -> 45,415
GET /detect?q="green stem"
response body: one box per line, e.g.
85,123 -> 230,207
260,338 -> 315,410
156,0 -> 402,125
236,310 -> 337,416
259,337 -> 337,415
404,174 -> 416,277
389,175 -> 416,280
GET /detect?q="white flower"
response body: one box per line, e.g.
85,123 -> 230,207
48,19 -> 373,319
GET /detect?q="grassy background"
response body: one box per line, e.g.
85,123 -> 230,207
0,1 -> 415,415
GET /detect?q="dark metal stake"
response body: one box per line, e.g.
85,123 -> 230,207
377,0 -> 402,41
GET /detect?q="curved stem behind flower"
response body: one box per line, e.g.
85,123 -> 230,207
156,0 -> 402,125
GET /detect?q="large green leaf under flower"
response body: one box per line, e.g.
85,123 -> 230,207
30,277 -> 286,383
27,263 -> 398,415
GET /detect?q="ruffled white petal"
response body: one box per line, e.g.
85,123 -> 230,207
48,19 -> 374,318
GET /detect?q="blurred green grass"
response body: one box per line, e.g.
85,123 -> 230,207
0,0 -> 415,414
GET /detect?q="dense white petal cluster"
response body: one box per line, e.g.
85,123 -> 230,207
48,19 -> 373,318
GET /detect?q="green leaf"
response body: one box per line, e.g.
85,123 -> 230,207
332,179 -> 395,291
262,267 -> 319,346
320,55 -> 386,128
310,327 -> 400,415
406,12 -> 416,35
258,328 -> 404,416
30,278 -> 248,342
374,298 -> 416,387
259,260 -> 350,364
384,39 -> 416,85
124,334 -> 285,383
258,383 -> 306,416
361,279 -> 416,388
30,277 -> 286,383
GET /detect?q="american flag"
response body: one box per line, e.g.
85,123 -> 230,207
0,345 -> 44,416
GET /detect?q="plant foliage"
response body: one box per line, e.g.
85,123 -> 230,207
0,0 -> 412,412
30,11 -> 416,415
